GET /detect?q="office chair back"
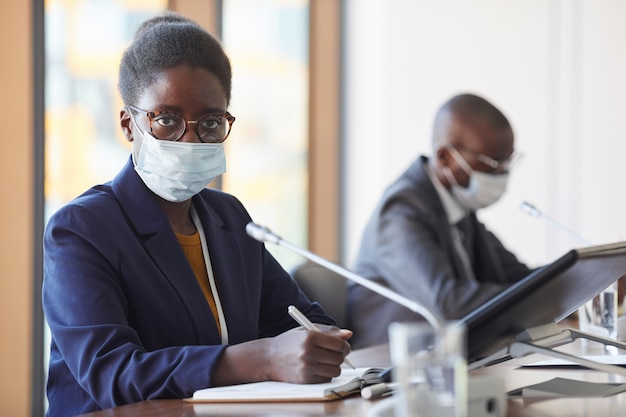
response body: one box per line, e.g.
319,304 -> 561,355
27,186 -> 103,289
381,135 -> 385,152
290,262 -> 348,328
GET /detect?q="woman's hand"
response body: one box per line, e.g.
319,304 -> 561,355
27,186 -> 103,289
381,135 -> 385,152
262,326 -> 353,383
212,325 -> 353,386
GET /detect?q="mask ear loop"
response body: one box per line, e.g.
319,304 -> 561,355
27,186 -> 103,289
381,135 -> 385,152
127,109 -> 144,167
442,166 -> 460,189
446,145 -> 474,177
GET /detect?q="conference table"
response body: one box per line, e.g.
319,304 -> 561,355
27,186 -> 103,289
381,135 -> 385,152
76,329 -> 626,417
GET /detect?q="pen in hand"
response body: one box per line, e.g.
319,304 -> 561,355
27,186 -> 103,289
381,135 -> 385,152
287,305 -> 356,370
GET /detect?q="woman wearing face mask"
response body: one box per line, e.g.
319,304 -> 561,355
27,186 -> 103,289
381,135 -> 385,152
347,93 -> 536,349
42,12 -> 352,417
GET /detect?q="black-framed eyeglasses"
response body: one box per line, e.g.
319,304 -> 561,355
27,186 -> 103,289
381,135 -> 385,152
451,144 -> 521,173
127,105 -> 236,143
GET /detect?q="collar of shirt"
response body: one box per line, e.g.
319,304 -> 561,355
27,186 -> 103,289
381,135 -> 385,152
425,163 -> 467,225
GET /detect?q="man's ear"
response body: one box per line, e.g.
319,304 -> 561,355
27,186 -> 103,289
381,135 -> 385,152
433,146 -> 452,189
120,109 -> 134,142
435,146 -> 450,166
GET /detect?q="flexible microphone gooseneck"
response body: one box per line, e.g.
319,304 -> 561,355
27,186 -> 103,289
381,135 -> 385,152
520,201 -> 592,246
520,201 -> 618,336
245,222 -> 444,331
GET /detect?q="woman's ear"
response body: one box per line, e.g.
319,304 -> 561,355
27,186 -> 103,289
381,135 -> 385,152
120,109 -> 134,142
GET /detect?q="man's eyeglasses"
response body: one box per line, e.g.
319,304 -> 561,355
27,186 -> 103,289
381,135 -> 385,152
128,105 -> 236,143
450,144 -> 521,173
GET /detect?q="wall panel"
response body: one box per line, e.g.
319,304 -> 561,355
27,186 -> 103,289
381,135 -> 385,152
0,2 -> 34,416
342,0 -> 625,268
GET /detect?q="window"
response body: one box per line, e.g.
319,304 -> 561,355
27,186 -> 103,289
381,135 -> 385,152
43,1 -> 168,412
221,0 -> 310,270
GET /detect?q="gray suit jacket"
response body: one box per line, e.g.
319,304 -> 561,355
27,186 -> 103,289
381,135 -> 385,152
347,156 -> 532,348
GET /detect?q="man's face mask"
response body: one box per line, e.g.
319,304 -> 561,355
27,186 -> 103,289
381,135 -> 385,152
442,145 -> 509,211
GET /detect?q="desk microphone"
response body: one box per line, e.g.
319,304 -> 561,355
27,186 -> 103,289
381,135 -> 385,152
520,201 -> 620,338
519,201 -> 592,246
248,223 -> 511,416
245,222 -> 444,330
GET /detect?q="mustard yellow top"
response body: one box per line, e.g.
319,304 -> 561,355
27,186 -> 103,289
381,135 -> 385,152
175,230 -> 221,335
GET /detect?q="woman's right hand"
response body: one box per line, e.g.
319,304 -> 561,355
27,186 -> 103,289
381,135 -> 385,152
212,325 -> 353,386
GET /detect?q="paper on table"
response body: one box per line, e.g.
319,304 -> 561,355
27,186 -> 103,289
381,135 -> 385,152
522,354 -> 626,367
508,377 -> 626,398
186,367 -> 386,403
191,402 -> 330,415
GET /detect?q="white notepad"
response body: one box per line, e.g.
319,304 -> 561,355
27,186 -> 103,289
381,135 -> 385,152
186,367 -> 386,403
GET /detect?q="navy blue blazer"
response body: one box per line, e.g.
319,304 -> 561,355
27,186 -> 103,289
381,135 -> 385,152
43,157 -> 332,417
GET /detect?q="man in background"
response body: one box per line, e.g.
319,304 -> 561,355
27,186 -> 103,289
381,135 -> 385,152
347,93 -> 533,348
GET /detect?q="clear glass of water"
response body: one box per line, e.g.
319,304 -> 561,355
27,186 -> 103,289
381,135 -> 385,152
389,321 -> 467,417
578,283 -> 618,340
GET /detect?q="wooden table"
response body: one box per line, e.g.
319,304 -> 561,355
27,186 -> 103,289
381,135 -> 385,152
76,335 -> 626,417
75,344 -> 391,417
473,336 -> 626,417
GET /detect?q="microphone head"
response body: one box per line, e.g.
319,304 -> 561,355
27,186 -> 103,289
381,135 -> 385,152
246,222 -> 281,244
520,201 -> 541,217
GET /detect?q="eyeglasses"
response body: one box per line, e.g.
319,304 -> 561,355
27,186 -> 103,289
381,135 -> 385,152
451,144 -> 521,173
128,105 -> 236,143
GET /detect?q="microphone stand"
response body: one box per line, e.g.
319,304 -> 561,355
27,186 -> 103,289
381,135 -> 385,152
245,222 -> 444,331
520,201 -> 591,246
520,201 -> 619,339
247,223 -> 509,417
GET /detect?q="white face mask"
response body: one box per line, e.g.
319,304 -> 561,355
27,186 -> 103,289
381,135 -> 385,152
130,118 -> 226,202
443,146 -> 509,211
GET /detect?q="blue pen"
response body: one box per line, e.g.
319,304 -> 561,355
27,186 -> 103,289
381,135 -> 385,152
288,305 -> 356,370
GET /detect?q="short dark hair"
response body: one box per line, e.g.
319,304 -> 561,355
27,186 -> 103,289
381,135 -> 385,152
441,94 -> 510,130
118,12 -> 232,106
432,93 -> 511,149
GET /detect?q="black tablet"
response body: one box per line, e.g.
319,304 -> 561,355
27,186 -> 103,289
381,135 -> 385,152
462,241 -> 626,363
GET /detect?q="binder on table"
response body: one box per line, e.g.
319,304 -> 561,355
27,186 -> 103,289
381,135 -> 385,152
462,241 -> 626,373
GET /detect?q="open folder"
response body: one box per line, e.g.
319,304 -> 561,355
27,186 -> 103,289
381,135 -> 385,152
462,241 -> 626,366
185,367 -> 386,403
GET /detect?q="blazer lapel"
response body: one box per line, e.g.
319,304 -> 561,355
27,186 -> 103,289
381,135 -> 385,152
111,158 -> 221,343
191,196 -> 255,343
415,158 -> 476,282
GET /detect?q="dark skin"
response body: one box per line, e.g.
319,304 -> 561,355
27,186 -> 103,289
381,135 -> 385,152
120,65 -> 352,385
433,113 -> 514,190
